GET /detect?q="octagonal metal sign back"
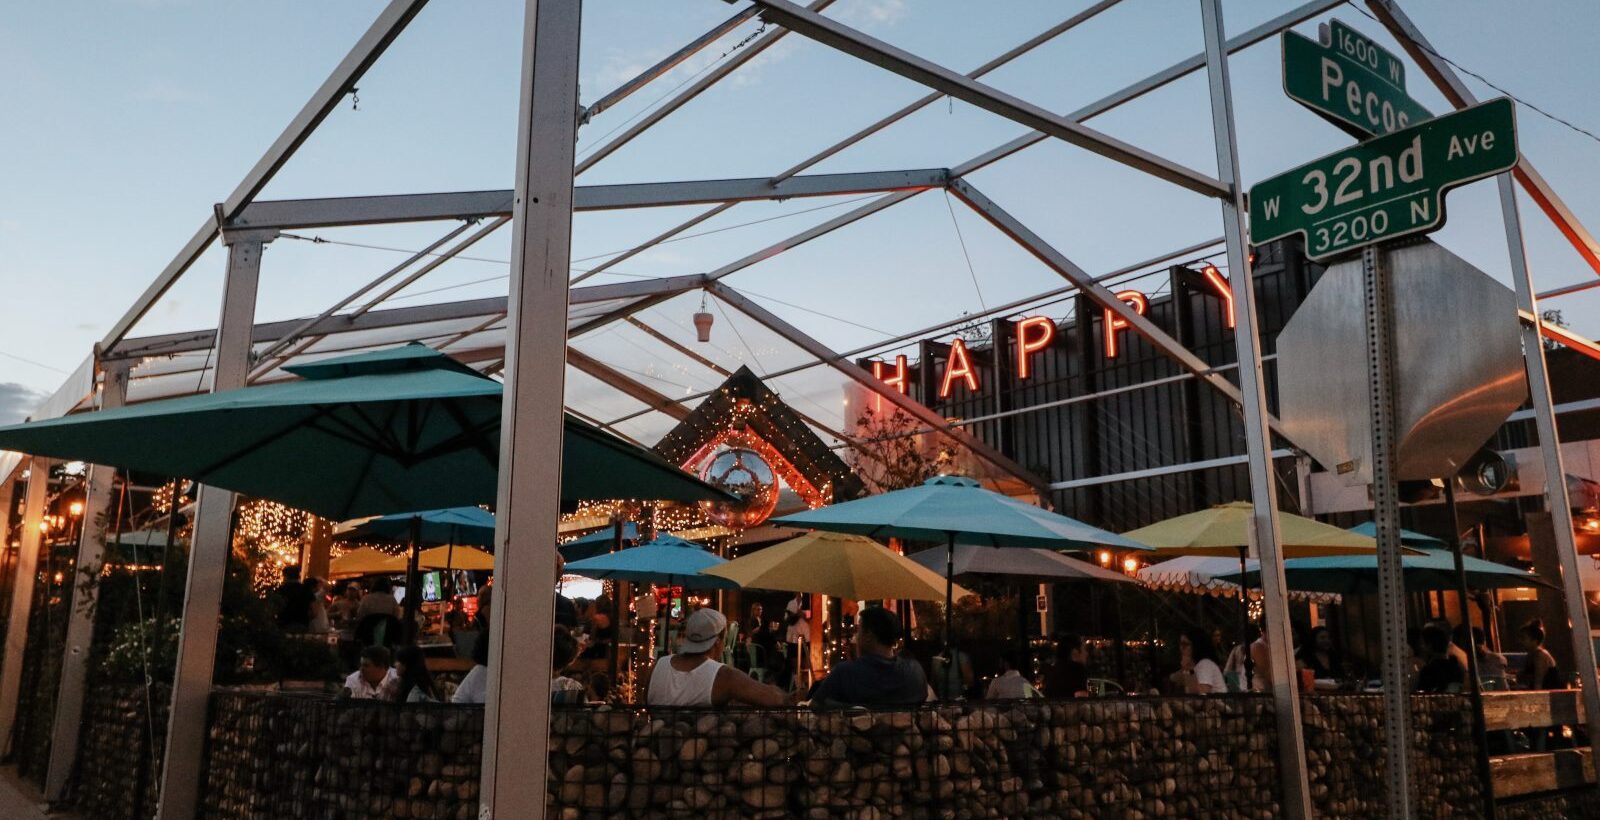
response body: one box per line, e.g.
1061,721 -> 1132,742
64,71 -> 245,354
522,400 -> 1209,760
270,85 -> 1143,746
1276,239 -> 1525,484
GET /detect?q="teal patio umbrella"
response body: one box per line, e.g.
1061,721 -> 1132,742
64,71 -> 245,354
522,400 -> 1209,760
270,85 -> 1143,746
1217,549 -> 1550,596
561,522 -> 640,561
564,534 -> 737,589
337,506 -> 498,626
1346,521 -> 1448,547
565,534 -> 738,652
771,475 -> 1151,693
0,345 -> 729,521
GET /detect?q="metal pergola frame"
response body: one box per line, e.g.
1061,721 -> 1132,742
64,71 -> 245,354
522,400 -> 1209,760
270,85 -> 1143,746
1,2 -> 1598,817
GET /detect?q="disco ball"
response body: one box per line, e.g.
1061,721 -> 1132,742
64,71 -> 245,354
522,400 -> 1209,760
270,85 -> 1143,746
697,447 -> 780,529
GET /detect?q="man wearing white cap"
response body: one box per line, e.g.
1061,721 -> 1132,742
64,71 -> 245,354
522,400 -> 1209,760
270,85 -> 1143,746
645,608 -> 790,708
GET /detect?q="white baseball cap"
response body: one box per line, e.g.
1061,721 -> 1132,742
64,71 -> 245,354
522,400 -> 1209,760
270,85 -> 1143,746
678,608 -> 727,653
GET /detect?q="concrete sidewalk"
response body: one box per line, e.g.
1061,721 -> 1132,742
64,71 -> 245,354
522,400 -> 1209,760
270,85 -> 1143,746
0,768 -> 67,819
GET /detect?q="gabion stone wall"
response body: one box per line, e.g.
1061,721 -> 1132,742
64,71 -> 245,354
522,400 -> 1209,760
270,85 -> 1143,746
48,690 -> 1486,819
1498,790 -> 1600,819
69,681 -> 168,820
550,698 -> 1281,819
201,692 -> 484,819
1301,693 -> 1483,818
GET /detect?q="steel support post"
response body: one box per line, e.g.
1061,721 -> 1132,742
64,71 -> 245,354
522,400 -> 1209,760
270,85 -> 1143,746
43,360 -> 129,800
1196,2 -> 1310,816
0,457 -> 52,757
154,230 -> 270,820
1497,174 -> 1600,767
1362,245 -> 1414,817
479,1 -> 581,817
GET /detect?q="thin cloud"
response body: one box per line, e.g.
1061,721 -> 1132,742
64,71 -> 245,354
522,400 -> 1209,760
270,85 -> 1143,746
131,78 -> 206,104
0,383 -> 45,425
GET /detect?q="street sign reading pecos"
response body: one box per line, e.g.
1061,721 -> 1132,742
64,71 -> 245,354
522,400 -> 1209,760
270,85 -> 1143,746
1282,23 -> 1431,138
1248,97 -> 1517,261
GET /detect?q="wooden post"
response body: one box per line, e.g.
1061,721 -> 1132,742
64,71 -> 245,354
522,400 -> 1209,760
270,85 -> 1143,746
0,457 -> 53,757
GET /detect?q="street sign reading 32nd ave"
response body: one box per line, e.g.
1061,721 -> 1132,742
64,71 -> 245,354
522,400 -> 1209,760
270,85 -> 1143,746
1248,97 -> 1516,261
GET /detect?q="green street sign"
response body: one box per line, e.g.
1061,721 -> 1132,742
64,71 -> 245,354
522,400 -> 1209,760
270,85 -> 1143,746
1249,97 -> 1517,261
1283,25 -> 1431,138
1328,19 -> 1406,91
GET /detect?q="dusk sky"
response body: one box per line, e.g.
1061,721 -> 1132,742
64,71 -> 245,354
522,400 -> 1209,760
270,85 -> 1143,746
2,0 -> 1596,433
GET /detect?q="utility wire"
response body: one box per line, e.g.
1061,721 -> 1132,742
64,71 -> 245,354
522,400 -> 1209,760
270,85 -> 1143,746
0,350 -> 70,375
1348,2 -> 1600,146
943,190 -> 987,312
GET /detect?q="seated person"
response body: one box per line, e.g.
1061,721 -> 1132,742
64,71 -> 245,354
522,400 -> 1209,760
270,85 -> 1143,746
451,630 -> 491,704
344,646 -> 400,700
1416,623 -> 1466,693
394,645 -> 443,703
1169,628 -> 1227,694
985,650 -> 1041,700
810,606 -> 928,707
551,625 -> 586,704
645,608 -> 788,708
1043,633 -> 1090,698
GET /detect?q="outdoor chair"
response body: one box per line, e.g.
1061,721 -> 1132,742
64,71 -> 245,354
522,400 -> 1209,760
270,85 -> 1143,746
355,613 -> 404,650
745,643 -> 769,683
1087,678 -> 1124,696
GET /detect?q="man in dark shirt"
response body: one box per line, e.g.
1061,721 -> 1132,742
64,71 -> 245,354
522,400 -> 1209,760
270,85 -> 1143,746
810,606 -> 926,707
273,565 -> 313,631
1416,622 -> 1465,693
1044,633 -> 1091,698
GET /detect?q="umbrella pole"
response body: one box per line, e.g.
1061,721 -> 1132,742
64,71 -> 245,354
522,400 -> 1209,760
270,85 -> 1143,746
944,533 -> 955,699
1445,479 -> 1496,819
404,516 -> 421,643
1239,546 -> 1253,692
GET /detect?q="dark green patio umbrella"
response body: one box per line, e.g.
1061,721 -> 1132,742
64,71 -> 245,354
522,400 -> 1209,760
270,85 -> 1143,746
0,344 -> 728,521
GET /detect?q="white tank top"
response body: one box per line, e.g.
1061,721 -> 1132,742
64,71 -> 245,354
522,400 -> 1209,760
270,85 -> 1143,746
648,656 -> 722,707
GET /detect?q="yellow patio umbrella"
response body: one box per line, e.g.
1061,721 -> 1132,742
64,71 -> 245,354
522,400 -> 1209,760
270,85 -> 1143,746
328,546 -> 404,577
414,544 -> 496,571
703,531 -> 974,602
1124,501 -> 1397,691
1122,501 -> 1389,557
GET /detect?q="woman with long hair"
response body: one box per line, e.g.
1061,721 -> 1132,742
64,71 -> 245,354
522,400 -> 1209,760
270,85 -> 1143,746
1170,627 -> 1227,694
394,645 -> 442,703
1518,619 -> 1563,690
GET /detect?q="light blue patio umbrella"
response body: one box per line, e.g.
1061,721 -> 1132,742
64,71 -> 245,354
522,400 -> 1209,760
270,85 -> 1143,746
771,475 -> 1152,690
565,534 -> 738,652
1216,549 -> 1550,596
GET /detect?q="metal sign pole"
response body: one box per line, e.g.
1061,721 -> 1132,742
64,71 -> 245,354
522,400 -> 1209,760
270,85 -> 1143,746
1496,173 -> 1600,767
1362,244 -> 1414,818
1197,1 -> 1312,816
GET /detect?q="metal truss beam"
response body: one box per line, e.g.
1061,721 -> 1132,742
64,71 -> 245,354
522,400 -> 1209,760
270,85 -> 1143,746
605,237 -> 1224,427
1364,0 -> 1600,279
350,216 -> 511,318
570,0 -> 1338,340
250,220 -> 478,370
565,347 -> 692,422
749,0 -> 1229,199
574,0 -> 836,176
570,1 -> 1122,285
612,316 -> 858,446
948,179 -> 1289,435
229,169 -> 949,231
581,4 -> 760,123
705,281 -> 1048,494
112,276 -> 707,365
100,0 -> 429,356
